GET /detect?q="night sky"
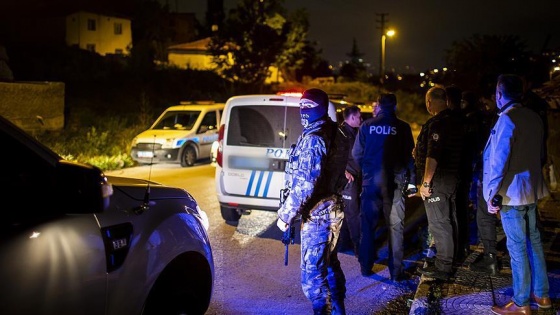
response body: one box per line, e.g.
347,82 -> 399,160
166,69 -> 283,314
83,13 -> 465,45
180,0 -> 560,74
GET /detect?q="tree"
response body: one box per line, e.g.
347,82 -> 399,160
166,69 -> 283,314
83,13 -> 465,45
275,8 -> 313,82
338,38 -> 368,82
445,34 -> 530,96
129,0 -> 173,73
208,0 -> 312,89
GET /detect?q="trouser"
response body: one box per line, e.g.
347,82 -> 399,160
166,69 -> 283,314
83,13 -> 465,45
452,176 -> 471,260
423,172 -> 457,273
339,179 -> 361,252
476,179 -> 498,255
501,204 -> 549,306
301,196 -> 346,315
359,173 -> 406,278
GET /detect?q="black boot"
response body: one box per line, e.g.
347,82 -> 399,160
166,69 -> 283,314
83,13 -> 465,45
332,299 -> 346,315
469,253 -> 498,275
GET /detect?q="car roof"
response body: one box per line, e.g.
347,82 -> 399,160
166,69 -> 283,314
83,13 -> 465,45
225,94 -> 301,105
164,103 -> 225,112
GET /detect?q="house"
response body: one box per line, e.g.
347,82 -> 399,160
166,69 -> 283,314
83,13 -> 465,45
167,37 -> 283,84
66,11 -> 132,56
168,37 -> 216,70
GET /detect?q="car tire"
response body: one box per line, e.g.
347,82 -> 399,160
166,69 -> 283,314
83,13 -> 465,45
220,205 -> 241,223
142,254 -> 212,315
181,145 -> 197,167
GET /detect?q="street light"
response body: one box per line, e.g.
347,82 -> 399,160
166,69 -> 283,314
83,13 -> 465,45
380,29 -> 395,83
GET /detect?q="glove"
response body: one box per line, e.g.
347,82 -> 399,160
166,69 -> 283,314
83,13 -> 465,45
276,218 -> 289,232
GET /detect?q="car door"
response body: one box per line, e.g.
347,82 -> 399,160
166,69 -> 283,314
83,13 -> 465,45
0,118 -> 107,315
197,109 -> 220,159
0,214 -> 108,315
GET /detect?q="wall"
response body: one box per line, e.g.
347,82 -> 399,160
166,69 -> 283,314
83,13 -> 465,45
0,81 -> 65,135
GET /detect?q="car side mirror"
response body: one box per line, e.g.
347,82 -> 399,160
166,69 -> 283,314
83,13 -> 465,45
56,160 -> 112,214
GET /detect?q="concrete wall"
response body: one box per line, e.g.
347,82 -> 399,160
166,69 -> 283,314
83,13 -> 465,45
0,81 -> 65,135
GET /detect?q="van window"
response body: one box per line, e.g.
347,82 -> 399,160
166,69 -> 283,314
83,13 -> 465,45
199,111 -> 218,133
227,105 -> 302,148
154,111 -> 200,130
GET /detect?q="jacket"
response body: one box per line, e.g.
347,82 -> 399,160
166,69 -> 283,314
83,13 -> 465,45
482,103 -> 549,205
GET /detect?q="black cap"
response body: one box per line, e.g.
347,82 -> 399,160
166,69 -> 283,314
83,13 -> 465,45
378,93 -> 397,107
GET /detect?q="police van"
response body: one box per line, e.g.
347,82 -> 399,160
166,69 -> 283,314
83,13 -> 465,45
130,102 -> 224,167
215,93 -> 337,222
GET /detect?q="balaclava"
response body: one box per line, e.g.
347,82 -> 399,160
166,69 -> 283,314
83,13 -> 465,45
300,88 -> 329,127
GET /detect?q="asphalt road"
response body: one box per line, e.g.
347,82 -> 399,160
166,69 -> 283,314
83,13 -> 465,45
106,161 -> 428,314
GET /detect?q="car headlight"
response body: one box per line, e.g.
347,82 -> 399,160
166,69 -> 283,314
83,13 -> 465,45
196,205 -> 210,231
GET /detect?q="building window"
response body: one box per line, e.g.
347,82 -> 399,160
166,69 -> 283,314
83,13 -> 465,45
87,19 -> 96,31
86,44 -> 96,53
114,23 -> 122,35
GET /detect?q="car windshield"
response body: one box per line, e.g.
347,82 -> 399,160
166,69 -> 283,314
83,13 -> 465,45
153,111 -> 200,130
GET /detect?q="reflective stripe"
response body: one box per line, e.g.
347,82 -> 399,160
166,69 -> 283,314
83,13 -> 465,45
246,171 -> 256,196
245,170 -> 275,197
254,171 -> 265,197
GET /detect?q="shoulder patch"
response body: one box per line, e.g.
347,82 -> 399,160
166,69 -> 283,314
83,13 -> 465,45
432,133 -> 439,141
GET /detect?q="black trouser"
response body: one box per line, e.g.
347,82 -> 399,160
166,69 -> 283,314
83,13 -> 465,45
452,175 -> 471,260
423,172 -> 457,273
359,172 -> 406,278
339,179 -> 361,252
476,179 -> 497,255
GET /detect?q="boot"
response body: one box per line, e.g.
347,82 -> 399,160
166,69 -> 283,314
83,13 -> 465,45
332,299 -> 346,315
469,253 -> 498,275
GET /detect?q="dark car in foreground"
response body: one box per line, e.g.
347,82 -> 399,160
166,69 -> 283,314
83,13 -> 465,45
0,114 -> 214,315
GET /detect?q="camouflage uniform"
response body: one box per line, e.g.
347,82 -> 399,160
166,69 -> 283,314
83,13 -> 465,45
278,118 -> 347,315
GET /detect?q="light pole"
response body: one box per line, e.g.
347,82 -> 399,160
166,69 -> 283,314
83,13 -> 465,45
380,29 -> 395,84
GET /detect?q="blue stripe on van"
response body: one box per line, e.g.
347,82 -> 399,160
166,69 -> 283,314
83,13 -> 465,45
263,171 -> 273,197
254,171 -> 265,196
246,171 -> 256,196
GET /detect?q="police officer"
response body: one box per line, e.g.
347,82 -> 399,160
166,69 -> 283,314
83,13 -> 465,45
338,105 -> 362,256
277,88 -> 347,315
415,86 -> 464,280
352,93 -> 416,281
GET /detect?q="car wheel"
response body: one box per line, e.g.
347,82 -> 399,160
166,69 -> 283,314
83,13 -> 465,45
181,146 -> 197,167
220,205 -> 241,223
142,254 -> 212,315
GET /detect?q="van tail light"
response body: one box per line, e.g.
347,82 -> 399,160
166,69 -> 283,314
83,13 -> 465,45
217,124 -> 225,167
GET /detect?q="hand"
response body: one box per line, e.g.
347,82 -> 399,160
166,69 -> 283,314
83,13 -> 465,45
345,170 -> 354,183
406,184 -> 417,198
487,199 -> 500,215
277,218 -> 289,232
419,185 -> 432,200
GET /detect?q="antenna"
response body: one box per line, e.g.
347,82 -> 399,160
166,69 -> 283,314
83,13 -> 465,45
135,135 -> 155,214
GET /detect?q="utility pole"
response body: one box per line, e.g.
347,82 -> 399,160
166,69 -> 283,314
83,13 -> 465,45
376,13 -> 388,82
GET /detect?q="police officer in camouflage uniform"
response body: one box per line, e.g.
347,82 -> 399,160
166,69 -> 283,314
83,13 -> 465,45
277,88 -> 347,315
352,93 -> 416,281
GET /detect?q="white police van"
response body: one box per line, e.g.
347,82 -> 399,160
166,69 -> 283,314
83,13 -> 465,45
131,102 -> 224,167
215,93 -> 337,222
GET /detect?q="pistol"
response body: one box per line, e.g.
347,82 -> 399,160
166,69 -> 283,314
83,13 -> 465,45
282,223 -> 296,266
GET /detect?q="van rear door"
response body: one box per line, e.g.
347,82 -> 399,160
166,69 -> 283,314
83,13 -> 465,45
220,96 -> 302,207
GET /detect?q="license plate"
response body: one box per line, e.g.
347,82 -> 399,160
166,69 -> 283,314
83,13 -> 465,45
137,151 -> 154,158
